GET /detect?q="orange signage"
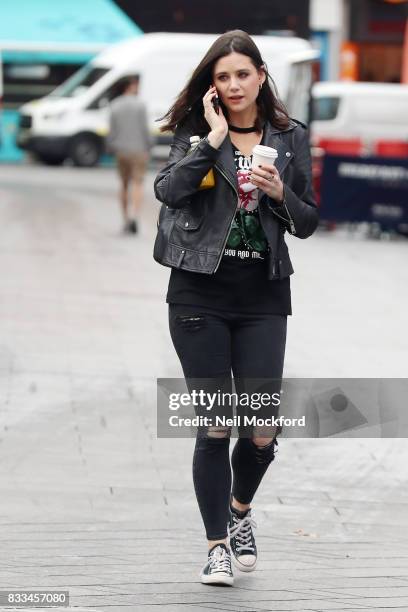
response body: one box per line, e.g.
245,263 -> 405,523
402,20 -> 408,83
340,42 -> 359,81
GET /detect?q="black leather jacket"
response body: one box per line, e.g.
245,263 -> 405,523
153,118 -> 318,280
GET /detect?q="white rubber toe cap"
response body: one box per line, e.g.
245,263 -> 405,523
232,554 -> 257,572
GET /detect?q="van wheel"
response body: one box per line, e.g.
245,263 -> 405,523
69,134 -> 102,167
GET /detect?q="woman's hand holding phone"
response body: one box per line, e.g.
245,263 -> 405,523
212,91 -> 220,114
203,85 -> 228,149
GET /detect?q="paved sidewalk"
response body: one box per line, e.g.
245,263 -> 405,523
0,164 -> 407,611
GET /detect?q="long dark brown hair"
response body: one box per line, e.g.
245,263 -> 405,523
158,30 -> 290,134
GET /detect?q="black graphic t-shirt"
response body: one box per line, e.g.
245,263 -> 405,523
223,143 -> 269,262
166,139 -> 291,315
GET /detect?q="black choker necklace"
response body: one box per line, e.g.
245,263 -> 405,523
228,124 -> 257,133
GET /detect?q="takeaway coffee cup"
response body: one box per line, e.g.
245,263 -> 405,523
251,144 -> 278,169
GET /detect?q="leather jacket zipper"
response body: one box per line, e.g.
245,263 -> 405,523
272,203 -> 296,235
284,201 -> 296,235
213,164 -> 239,273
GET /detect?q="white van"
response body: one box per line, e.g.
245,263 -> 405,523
17,32 -> 318,166
311,81 -> 408,154
0,51 -> 3,149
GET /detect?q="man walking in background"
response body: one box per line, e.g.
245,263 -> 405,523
108,76 -> 151,234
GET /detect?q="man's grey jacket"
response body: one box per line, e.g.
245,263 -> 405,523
153,118 -> 318,280
108,95 -> 152,155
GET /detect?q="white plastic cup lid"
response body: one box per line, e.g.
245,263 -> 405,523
252,145 -> 278,158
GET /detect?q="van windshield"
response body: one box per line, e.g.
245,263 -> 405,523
286,61 -> 313,125
312,96 -> 340,121
49,65 -> 108,98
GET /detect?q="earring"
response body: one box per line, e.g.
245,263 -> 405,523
259,83 -> 263,91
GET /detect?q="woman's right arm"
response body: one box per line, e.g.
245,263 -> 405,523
154,86 -> 228,209
153,127 -> 222,209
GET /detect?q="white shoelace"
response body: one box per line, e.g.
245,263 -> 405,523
228,513 -> 257,553
209,546 -> 231,572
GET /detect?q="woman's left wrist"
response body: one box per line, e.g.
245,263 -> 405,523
276,184 -> 285,204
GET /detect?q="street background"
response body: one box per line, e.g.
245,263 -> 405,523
0,163 -> 408,611
1,0 -> 408,608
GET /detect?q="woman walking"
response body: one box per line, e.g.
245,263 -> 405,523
154,30 -> 318,586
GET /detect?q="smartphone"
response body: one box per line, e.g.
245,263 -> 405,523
212,88 -> 220,114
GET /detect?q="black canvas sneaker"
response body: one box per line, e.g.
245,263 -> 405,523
228,504 -> 257,572
200,543 -> 234,586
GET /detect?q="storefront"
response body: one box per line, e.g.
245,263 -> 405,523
341,0 -> 408,82
114,0 -> 311,38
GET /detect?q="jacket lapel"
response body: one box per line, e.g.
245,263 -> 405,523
214,132 -> 239,190
262,121 -> 295,176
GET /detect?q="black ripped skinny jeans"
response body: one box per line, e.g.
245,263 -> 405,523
168,303 -> 287,540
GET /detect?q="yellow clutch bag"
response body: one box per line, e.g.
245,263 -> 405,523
199,167 -> 215,189
189,135 -> 215,190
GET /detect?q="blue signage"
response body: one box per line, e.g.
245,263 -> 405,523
320,154 -> 408,232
